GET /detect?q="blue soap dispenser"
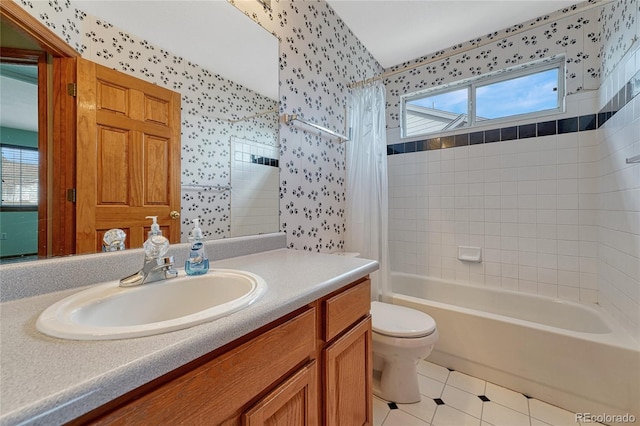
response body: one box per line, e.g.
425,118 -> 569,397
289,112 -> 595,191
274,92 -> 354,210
185,218 -> 209,275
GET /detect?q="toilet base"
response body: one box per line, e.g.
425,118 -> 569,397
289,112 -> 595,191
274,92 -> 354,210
372,358 -> 421,404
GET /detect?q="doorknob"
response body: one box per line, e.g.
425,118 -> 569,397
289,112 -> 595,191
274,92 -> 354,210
170,210 -> 180,219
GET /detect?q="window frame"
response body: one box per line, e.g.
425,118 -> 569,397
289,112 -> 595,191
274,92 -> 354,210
0,143 -> 39,211
401,56 -> 566,139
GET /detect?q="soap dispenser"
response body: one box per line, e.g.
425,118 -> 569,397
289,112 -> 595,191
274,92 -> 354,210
185,218 -> 209,275
143,216 -> 169,259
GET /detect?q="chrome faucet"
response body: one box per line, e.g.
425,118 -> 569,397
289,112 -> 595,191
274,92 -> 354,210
119,231 -> 178,287
119,255 -> 178,287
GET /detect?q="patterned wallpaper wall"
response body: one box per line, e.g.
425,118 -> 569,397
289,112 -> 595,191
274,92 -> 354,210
14,0 -> 382,252
232,0 -> 383,251
13,0 -> 278,241
383,0 -> 605,131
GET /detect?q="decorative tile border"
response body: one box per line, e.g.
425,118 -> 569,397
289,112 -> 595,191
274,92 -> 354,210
250,155 -> 279,168
388,68 -> 640,156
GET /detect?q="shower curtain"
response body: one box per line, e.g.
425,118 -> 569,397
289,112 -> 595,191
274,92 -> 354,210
346,82 -> 391,302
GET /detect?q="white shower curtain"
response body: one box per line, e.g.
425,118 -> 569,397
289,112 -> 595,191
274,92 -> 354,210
346,82 -> 391,302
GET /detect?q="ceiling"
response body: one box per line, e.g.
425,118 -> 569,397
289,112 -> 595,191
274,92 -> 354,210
326,0 -> 578,68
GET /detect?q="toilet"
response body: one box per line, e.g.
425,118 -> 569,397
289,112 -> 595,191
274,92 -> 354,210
371,301 -> 438,403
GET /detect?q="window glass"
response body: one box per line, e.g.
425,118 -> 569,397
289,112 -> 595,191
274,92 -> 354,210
475,68 -> 559,121
405,88 -> 469,137
1,145 -> 39,207
401,58 -> 564,138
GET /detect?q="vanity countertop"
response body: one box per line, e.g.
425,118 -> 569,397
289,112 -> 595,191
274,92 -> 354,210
0,248 -> 378,426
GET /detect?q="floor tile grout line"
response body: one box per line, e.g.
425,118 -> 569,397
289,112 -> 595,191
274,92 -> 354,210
480,378 -> 488,425
431,369 -> 449,426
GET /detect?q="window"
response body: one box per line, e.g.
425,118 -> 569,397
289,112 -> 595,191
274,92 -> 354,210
1,144 -> 39,209
402,57 -> 565,138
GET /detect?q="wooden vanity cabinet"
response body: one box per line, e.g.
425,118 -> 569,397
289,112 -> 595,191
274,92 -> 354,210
321,277 -> 373,426
73,277 -> 371,426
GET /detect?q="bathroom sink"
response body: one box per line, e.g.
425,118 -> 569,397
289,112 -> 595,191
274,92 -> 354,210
36,269 -> 267,340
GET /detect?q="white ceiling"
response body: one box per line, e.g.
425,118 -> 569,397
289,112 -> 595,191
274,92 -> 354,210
326,0 -> 578,68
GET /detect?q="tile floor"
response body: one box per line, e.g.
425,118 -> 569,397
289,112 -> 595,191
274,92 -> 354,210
373,360 -> 605,426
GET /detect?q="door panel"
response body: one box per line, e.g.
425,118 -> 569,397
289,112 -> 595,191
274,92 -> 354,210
324,317 -> 373,426
75,57 -> 181,254
97,126 -> 130,204
243,361 -> 318,426
143,134 -> 171,205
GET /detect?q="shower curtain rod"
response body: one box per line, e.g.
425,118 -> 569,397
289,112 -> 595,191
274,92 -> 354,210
283,113 -> 349,143
348,0 -> 609,89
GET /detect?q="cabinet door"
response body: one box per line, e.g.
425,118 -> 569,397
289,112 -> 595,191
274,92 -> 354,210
324,316 -> 372,426
243,361 -> 318,426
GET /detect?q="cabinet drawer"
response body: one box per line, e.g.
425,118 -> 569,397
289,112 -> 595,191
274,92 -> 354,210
92,308 -> 317,425
324,279 -> 370,342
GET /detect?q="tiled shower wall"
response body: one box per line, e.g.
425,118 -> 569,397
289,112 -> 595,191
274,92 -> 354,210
387,89 -> 603,301
596,41 -> 640,340
385,0 -> 640,340
229,136 -> 279,237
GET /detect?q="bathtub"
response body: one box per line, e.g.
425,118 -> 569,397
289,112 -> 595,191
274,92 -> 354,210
390,273 -> 640,422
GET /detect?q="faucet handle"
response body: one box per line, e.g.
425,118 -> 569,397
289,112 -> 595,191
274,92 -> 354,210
156,256 -> 174,267
144,235 -> 170,258
157,256 -> 178,280
102,229 -> 126,252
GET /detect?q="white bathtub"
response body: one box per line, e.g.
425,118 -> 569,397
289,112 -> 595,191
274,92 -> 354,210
390,273 -> 640,422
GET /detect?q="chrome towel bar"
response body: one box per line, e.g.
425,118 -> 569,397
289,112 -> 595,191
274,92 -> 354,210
283,113 -> 349,143
182,184 -> 231,191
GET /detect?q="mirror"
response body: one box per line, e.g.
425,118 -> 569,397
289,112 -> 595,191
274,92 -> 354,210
0,1 -> 279,263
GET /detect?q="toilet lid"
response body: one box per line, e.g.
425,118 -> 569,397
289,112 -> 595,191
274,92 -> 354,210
371,301 -> 436,338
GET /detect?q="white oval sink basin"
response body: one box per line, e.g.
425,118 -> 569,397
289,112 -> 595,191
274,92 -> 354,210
36,269 -> 267,340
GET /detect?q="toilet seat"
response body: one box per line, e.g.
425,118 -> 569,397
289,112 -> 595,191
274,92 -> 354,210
371,301 -> 436,338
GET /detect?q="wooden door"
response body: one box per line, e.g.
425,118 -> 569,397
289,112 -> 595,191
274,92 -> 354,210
74,58 -> 181,253
243,361 -> 318,426
324,316 -> 373,426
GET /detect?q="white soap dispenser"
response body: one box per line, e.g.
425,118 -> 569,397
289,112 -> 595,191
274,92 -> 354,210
143,216 -> 169,259
185,218 -> 209,275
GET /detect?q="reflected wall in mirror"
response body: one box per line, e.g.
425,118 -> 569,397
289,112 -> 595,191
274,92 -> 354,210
0,61 -> 38,260
0,0 -> 279,264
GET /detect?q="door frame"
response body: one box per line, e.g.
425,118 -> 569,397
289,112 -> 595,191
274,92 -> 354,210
1,0 -> 78,257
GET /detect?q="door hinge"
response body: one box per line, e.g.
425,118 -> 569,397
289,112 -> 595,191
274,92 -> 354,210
67,188 -> 76,203
67,83 -> 77,97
